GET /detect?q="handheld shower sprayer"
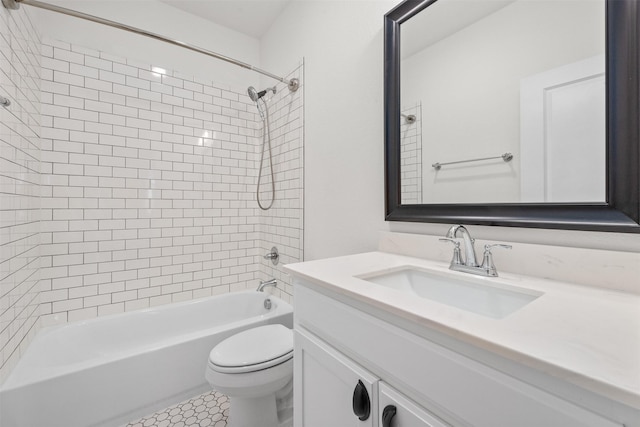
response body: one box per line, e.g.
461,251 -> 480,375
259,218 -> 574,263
247,86 -> 276,102
247,84 -> 278,210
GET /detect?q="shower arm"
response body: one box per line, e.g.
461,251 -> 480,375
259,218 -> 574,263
2,0 -> 300,92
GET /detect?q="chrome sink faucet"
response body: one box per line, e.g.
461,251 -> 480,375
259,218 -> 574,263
440,225 -> 512,277
445,225 -> 477,267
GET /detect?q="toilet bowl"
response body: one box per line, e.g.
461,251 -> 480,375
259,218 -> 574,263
205,324 -> 293,427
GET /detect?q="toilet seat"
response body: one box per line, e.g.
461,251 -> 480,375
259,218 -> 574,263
208,324 -> 293,374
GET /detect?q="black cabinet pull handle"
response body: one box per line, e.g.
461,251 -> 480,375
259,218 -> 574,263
382,405 -> 397,427
352,380 -> 370,421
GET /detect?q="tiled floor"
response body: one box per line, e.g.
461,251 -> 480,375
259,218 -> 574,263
125,391 -> 229,427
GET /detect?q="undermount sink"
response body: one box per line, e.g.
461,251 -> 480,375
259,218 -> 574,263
359,267 -> 543,319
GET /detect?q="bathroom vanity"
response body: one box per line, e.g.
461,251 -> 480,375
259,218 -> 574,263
284,245 -> 640,426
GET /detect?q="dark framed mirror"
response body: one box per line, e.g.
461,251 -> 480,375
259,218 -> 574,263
384,0 -> 639,233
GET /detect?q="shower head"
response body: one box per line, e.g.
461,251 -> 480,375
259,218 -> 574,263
247,86 -> 261,102
247,86 -> 276,102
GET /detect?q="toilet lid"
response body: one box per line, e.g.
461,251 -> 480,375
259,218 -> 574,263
209,324 -> 293,373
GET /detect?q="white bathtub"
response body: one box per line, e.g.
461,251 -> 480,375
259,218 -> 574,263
0,290 -> 293,427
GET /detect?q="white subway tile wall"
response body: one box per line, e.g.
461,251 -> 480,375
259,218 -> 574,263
39,39 -> 303,325
400,104 -> 422,204
258,66 -> 304,302
0,6 -> 42,383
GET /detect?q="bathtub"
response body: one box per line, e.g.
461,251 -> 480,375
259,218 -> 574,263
0,290 -> 293,427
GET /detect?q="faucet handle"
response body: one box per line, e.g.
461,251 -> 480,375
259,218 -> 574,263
481,244 -> 512,276
439,238 -> 459,246
484,244 -> 512,251
263,246 -> 279,265
439,238 -> 462,265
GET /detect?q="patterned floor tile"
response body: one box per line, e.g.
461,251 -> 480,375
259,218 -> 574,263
125,390 -> 229,427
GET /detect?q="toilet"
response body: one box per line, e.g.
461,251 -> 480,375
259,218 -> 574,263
205,324 -> 294,427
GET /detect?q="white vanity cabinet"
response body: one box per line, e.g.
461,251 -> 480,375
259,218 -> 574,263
293,282 -> 629,427
294,328 -> 378,426
294,326 -> 448,427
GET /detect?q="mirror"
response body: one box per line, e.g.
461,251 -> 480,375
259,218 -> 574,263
401,0 -> 605,205
384,0 -> 640,232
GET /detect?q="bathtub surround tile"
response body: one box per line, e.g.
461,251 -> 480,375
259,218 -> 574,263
0,4 -> 42,383
1,27 -> 303,384
258,64 -> 304,304
400,104 -> 422,205
37,39 -> 303,325
124,390 -> 229,427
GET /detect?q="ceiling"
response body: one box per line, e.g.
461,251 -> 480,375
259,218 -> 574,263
159,0 -> 292,39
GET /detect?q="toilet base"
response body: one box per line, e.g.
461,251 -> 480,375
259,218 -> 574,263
276,378 -> 293,426
227,394 -> 278,427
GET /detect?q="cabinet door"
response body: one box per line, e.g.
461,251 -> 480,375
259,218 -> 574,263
379,383 -> 449,427
294,328 -> 379,427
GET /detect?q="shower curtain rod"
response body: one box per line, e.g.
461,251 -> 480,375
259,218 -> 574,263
2,0 -> 300,92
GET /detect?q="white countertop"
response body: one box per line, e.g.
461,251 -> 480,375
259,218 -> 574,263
284,251 -> 640,409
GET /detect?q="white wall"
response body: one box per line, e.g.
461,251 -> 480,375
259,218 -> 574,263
261,0 -> 395,260
37,0 -> 261,89
261,0 -> 640,259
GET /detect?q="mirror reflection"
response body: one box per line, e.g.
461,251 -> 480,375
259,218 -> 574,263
400,0 -> 605,205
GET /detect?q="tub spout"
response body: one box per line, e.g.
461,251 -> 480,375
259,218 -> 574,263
257,278 -> 277,292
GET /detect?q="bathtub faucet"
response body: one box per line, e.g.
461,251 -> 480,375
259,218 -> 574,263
257,278 -> 277,292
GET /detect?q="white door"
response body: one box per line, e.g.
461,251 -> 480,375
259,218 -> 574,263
294,328 -> 379,427
520,55 -> 606,202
